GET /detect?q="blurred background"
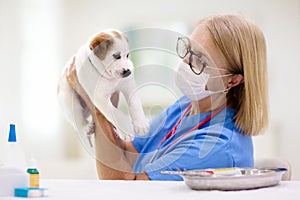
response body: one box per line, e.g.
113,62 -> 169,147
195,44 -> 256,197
0,0 -> 299,180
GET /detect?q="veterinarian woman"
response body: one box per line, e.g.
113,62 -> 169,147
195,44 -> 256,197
67,14 -> 268,180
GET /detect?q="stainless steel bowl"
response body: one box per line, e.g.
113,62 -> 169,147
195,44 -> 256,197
161,168 -> 287,190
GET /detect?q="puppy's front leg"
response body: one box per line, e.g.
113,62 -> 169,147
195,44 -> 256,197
118,78 -> 149,136
93,95 -> 135,141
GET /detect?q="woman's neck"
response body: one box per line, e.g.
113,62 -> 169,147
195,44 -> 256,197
189,94 -> 227,115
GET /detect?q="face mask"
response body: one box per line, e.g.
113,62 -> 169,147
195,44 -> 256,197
175,61 -> 230,101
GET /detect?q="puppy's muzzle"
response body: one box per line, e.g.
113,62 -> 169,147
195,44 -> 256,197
122,69 -> 131,78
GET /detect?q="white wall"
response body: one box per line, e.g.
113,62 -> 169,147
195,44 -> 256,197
0,0 -> 299,179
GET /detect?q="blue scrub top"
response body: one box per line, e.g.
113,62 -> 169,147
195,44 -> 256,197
132,96 -> 253,181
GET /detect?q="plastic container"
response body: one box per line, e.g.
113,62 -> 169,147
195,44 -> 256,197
0,124 -> 29,196
0,166 -> 29,196
3,124 -> 27,169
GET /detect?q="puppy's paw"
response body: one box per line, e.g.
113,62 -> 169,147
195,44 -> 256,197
84,121 -> 95,136
113,126 -> 134,141
119,134 -> 134,141
133,119 -> 150,136
84,122 -> 95,147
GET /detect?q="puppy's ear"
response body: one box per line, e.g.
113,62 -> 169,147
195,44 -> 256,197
92,40 -> 112,60
89,33 -> 114,60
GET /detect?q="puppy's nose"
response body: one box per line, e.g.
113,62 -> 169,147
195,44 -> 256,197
122,69 -> 131,78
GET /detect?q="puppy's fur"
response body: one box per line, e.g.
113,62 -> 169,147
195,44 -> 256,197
57,30 -> 149,144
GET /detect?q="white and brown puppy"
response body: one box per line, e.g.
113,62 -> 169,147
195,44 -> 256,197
58,30 -> 149,144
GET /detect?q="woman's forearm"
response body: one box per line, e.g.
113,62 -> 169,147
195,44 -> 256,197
93,109 -> 136,179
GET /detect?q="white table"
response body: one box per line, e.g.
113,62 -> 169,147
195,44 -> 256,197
7,179 -> 300,200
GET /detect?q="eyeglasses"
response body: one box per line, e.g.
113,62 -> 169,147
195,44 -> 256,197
176,37 -> 228,75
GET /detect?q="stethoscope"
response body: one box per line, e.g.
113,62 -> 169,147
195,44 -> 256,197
148,102 -> 226,164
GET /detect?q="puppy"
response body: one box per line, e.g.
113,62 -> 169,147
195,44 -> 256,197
57,29 -> 149,145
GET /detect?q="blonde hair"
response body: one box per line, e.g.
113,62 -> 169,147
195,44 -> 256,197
199,14 -> 268,136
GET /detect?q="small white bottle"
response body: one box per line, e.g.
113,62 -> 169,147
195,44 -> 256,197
27,157 -> 40,188
4,124 -> 26,170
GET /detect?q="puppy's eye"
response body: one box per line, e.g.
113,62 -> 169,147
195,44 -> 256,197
126,54 -> 129,58
113,53 -> 121,60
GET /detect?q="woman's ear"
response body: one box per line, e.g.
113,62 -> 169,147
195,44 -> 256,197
227,74 -> 244,89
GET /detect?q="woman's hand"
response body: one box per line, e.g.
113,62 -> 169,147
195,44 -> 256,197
66,56 -> 77,89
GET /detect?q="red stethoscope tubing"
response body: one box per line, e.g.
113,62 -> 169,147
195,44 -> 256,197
150,102 -> 227,162
157,103 -> 193,148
